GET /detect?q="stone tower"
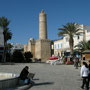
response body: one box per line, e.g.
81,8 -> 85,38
39,10 -> 47,40
24,10 -> 51,62
35,10 -> 51,61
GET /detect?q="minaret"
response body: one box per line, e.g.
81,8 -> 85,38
39,10 -> 47,39
35,10 -> 51,61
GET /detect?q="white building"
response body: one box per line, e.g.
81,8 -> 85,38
54,24 -> 90,57
10,43 -> 24,54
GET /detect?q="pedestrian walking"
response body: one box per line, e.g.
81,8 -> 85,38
81,62 -> 89,90
75,58 -> 79,69
88,60 -> 90,88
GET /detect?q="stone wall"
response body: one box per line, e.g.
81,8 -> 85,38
24,44 -> 27,52
31,43 -> 35,60
35,40 -> 41,59
0,73 -> 19,89
35,39 -> 51,61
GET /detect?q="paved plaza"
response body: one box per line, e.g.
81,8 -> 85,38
0,63 -> 83,90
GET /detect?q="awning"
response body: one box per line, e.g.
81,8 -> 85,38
82,50 -> 90,54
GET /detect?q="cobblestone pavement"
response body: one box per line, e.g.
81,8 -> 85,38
0,63 -> 83,90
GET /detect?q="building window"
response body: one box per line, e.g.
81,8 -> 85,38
80,33 -> 83,36
77,36 -> 80,39
61,44 -> 62,48
58,44 -> 59,48
66,37 -> 69,42
54,45 -> 56,49
59,44 -> 61,48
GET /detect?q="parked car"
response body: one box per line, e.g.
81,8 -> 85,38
49,56 -> 58,60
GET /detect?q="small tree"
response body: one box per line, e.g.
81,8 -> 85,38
12,50 -> 24,63
6,43 -> 13,49
6,43 -> 13,62
24,52 -> 33,62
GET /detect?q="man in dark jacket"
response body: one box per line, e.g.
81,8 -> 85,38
19,66 -> 29,81
19,66 -> 35,85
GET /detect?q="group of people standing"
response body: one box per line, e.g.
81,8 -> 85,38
80,61 -> 90,90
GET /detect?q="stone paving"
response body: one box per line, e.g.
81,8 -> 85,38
0,63 -> 83,90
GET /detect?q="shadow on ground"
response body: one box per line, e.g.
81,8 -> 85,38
34,82 -> 54,86
3,82 -> 54,90
33,78 -> 40,80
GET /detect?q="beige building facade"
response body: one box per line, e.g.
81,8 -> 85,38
24,10 -> 51,61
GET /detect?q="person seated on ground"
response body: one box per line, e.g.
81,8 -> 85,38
19,66 -> 35,85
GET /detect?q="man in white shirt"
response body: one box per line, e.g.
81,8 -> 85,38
80,62 -> 89,90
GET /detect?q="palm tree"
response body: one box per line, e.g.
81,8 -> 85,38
75,40 -> 90,52
58,22 -> 82,55
0,17 -> 12,62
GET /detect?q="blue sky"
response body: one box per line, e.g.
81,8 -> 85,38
0,0 -> 90,45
